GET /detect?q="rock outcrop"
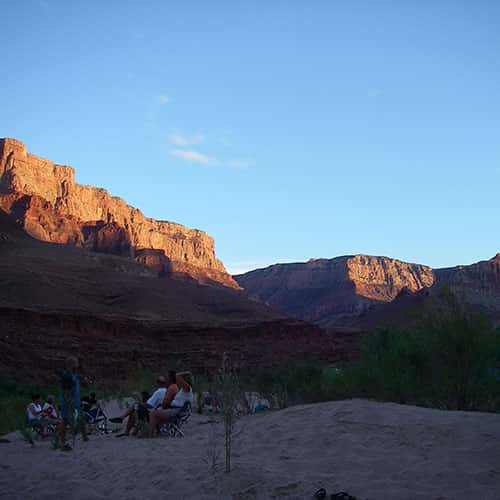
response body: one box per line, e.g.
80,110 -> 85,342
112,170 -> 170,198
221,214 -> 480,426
235,254 -> 499,327
0,138 -> 238,288
0,210 -> 353,382
434,254 -> 500,315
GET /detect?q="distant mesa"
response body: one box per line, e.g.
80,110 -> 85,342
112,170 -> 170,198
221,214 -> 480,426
235,253 -> 500,328
1,137 -> 497,382
0,138 -> 238,288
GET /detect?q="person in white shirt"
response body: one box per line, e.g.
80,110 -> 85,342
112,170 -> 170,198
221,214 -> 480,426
27,394 -> 54,436
109,375 -> 168,436
149,371 -> 193,438
145,382 -> 167,411
26,394 -> 43,422
42,395 -> 59,422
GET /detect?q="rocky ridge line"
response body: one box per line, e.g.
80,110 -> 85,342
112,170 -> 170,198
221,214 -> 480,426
235,253 -> 499,327
0,138 -> 238,288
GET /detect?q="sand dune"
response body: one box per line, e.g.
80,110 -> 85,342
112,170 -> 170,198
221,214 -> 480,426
1,399 -> 499,500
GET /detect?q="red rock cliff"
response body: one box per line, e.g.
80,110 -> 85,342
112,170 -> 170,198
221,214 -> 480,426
236,253 -> 500,327
235,255 -> 435,327
0,138 -> 238,288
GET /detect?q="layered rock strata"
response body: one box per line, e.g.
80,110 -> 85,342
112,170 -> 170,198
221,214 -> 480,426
0,210 -> 352,382
236,254 -> 500,327
236,255 -> 434,327
0,138 -> 237,288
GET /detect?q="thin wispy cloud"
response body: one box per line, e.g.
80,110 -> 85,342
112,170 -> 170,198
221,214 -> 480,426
166,125 -> 253,169
169,149 -> 214,164
169,148 -> 255,169
158,95 -> 171,105
169,150 -> 256,169
169,132 -> 205,146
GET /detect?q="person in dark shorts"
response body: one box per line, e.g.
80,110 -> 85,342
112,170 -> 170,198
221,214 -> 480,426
81,392 -> 97,411
57,356 -> 88,450
110,373 -> 173,437
81,392 -> 99,420
135,390 -> 153,422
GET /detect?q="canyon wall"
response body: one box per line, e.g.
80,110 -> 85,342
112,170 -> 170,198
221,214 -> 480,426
346,254 -> 434,300
435,254 -> 500,312
0,309 -> 357,384
236,255 -> 434,327
236,253 -> 500,327
0,210 -> 360,382
0,138 -> 237,288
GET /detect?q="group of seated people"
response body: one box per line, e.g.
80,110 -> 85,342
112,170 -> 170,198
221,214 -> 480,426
26,391 -> 100,435
26,394 -> 60,434
25,367 -> 193,441
110,370 -> 193,438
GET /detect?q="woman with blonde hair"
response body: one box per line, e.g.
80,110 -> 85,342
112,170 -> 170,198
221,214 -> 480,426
149,371 -> 193,437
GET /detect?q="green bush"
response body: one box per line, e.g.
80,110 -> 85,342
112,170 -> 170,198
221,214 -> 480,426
240,362 -> 349,409
1,296 -> 498,437
347,294 -> 500,411
239,294 -> 499,413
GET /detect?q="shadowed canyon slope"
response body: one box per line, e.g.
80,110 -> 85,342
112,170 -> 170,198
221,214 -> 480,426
0,138 -> 237,288
235,254 -> 500,328
0,209 -> 355,382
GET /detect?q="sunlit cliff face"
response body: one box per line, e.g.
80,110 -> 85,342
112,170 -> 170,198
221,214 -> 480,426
0,138 -> 238,289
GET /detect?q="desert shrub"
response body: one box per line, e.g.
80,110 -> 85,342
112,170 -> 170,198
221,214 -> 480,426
347,295 -> 500,411
210,358 -> 245,473
242,362 -> 349,409
237,295 -> 499,413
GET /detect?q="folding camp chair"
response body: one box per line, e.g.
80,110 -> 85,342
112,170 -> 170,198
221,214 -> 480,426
26,417 -> 57,440
158,402 -> 192,437
83,404 -> 110,434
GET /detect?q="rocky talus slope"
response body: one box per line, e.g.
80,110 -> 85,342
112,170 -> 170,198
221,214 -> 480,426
0,138 -> 237,288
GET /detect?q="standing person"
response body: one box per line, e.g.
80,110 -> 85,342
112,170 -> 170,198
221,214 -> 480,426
58,356 -> 88,450
149,371 -> 193,437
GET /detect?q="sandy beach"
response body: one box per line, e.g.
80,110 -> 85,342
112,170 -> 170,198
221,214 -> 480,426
1,399 -> 499,500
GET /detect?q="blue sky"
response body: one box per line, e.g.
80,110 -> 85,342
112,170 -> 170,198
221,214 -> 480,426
1,1 -> 499,274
